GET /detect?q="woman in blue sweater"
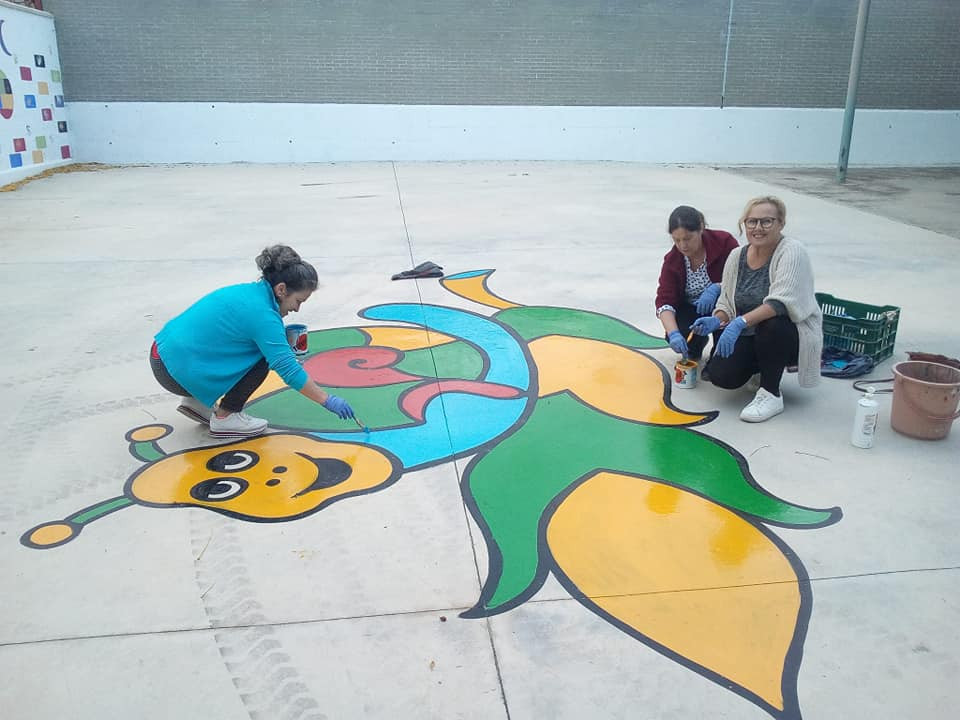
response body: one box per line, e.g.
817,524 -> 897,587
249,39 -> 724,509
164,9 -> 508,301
150,245 -> 354,437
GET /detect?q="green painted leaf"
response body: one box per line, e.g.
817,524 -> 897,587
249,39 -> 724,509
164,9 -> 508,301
495,306 -> 668,348
307,327 -> 368,354
395,341 -> 484,380
465,393 -> 839,613
251,383 -> 420,431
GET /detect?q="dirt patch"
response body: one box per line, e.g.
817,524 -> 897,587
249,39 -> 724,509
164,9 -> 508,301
1,162 -> 120,193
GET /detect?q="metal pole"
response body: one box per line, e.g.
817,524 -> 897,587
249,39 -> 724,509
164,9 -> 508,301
720,0 -> 736,109
837,0 -> 871,183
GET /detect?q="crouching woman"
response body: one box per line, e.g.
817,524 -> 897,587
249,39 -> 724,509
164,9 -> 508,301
693,196 -> 822,422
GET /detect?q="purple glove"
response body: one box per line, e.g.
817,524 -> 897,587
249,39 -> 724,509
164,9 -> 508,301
323,394 -> 355,420
691,315 -> 722,336
715,316 -> 748,358
695,283 -> 722,315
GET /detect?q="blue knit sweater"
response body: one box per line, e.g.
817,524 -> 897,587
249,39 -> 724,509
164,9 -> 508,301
155,279 -> 308,406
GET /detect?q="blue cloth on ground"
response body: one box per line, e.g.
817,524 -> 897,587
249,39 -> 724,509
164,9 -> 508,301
820,347 -> 876,378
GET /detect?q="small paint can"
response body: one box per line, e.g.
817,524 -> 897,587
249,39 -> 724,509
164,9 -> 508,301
285,323 -> 309,355
674,359 -> 698,389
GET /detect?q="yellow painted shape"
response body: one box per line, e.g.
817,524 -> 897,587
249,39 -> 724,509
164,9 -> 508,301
1,94 -> 13,110
441,274 -> 518,309
32,150 -> 44,164
128,425 -> 170,442
530,335 -> 707,425
548,472 -> 800,711
38,81 -> 49,95
249,370 -> 287,403
362,326 -> 455,350
130,434 -> 396,520
28,522 -> 74,547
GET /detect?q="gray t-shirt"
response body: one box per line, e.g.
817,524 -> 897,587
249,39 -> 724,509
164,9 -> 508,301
735,252 -> 786,335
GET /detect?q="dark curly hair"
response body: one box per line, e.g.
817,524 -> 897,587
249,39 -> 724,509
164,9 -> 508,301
255,245 -> 318,292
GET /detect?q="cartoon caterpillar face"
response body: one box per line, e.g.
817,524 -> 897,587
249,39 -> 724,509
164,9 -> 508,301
21,425 -> 401,549
130,432 -> 399,519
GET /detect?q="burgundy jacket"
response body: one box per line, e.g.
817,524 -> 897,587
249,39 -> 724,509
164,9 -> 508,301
654,228 -> 739,311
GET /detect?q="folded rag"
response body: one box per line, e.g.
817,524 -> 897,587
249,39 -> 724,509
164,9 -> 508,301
391,261 -> 444,281
820,347 -> 876,378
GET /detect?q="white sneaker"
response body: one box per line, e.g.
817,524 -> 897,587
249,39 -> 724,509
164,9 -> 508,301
177,396 -> 213,426
740,388 -> 784,423
209,411 -> 268,438
745,373 -> 762,393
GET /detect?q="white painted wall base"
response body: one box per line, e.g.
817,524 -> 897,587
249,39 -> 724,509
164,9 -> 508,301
65,103 -> 960,166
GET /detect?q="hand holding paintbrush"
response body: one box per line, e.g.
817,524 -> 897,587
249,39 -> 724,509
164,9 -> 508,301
354,416 -> 370,434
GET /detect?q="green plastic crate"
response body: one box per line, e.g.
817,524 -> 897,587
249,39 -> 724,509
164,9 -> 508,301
816,292 -> 900,362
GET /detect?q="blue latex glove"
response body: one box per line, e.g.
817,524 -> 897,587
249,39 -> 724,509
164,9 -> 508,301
691,315 -> 722,336
715,316 -> 748,358
668,330 -> 688,359
695,283 -> 722,315
323,394 -> 355,420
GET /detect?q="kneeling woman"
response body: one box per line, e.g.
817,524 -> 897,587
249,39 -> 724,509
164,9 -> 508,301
150,245 -> 355,437
692,196 -> 822,422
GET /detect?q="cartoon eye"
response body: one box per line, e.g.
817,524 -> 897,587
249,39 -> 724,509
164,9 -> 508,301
206,450 -> 260,472
190,478 -> 250,502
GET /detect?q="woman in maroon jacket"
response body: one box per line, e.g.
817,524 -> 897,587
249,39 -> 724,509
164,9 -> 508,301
655,206 -> 739,361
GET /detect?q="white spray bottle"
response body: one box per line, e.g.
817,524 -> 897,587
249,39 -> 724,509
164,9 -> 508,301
851,386 -> 879,449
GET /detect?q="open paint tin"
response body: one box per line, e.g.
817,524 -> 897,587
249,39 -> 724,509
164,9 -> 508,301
285,323 -> 309,355
674,359 -> 698,389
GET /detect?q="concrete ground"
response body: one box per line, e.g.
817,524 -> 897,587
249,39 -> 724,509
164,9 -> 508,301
726,166 -> 960,240
1,162 -> 957,720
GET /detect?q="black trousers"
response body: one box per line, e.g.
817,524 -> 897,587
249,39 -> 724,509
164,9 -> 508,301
705,315 -> 799,395
666,302 -> 722,361
149,347 -> 269,413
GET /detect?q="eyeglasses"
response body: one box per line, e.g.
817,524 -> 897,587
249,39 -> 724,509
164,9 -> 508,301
744,217 -> 778,229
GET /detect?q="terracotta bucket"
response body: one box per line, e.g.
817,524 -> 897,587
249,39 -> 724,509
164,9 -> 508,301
890,361 -> 960,440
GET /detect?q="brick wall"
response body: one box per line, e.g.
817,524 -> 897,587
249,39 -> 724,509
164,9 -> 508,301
43,0 -> 960,109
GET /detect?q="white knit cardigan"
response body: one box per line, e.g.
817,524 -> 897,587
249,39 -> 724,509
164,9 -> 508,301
715,236 -> 823,388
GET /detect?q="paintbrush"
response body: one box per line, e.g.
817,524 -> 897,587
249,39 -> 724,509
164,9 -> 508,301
354,416 -> 370,433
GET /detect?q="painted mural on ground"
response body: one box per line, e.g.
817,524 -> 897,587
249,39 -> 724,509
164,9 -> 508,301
22,270 -> 841,720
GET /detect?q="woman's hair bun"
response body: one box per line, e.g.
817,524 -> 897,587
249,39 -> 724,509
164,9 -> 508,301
256,245 -> 302,275
255,244 -> 318,293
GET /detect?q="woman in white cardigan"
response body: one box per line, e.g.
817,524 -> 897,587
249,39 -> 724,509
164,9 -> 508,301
691,196 -> 822,422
